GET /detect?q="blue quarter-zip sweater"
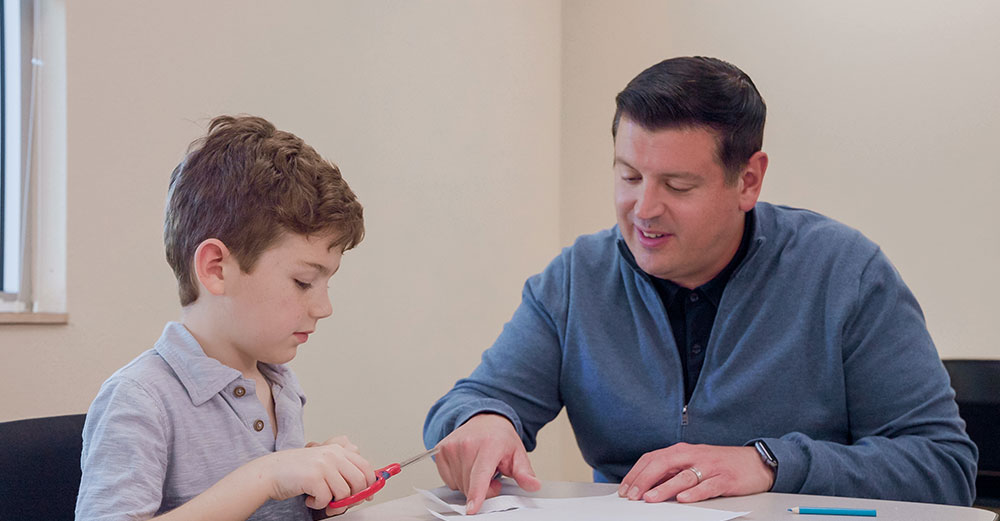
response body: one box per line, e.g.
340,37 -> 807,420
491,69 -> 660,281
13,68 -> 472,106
424,202 -> 977,505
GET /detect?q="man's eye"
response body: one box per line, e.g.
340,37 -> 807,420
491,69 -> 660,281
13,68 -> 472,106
667,184 -> 694,193
294,280 -> 312,290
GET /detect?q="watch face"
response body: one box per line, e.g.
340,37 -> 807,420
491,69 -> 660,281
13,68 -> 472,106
756,440 -> 778,468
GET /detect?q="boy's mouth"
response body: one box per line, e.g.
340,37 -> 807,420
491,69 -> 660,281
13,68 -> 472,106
293,331 -> 312,343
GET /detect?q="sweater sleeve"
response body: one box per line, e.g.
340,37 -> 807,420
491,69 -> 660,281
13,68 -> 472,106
76,376 -> 170,521
424,262 -> 567,452
762,248 -> 978,506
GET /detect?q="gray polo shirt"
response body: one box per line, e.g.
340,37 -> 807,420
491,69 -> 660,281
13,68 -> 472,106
77,322 -> 314,521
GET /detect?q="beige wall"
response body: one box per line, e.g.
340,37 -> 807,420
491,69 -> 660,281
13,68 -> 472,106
1,0 -> 570,500
561,0 -> 1000,360
2,0 -> 998,503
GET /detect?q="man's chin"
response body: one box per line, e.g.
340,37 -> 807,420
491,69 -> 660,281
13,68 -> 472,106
634,254 -> 675,280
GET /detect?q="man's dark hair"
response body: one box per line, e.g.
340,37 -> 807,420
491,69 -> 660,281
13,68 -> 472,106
612,56 -> 766,182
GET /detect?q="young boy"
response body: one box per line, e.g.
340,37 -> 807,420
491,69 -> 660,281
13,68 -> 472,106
76,115 -> 374,521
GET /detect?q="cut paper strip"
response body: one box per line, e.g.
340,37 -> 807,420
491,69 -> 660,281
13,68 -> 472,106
417,488 -> 541,516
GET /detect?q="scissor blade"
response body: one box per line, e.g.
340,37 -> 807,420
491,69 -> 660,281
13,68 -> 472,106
398,446 -> 441,469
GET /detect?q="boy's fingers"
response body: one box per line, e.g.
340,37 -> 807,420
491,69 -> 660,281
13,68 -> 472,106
325,473 -> 351,508
322,472 -> 353,516
302,475 -> 336,509
326,504 -> 349,517
305,495 -> 327,510
336,456 -> 370,495
341,449 -> 375,486
326,435 -> 359,453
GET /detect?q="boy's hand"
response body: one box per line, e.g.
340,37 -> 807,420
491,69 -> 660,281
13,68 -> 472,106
306,435 -> 360,454
257,442 -> 375,517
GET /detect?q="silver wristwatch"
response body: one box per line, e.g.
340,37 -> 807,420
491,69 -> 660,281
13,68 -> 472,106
754,440 -> 779,470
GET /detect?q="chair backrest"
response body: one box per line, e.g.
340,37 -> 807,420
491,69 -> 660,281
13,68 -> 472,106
0,413 -> 87,521
943,359 -> 1000,506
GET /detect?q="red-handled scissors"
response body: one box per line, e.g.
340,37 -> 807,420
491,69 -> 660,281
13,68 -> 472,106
328,446 -> 440,509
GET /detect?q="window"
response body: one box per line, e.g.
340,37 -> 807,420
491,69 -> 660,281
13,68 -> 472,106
2,0 -> 27,303
0,0 -> 65,322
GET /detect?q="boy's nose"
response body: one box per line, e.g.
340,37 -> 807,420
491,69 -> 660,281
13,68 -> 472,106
312,292 -> 333,319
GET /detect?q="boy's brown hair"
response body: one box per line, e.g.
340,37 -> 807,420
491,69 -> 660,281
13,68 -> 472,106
164,115 -> 364,306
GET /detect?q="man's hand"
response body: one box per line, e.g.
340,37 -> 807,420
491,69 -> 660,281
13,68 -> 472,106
618,443 -> 775,503
434,413 -> 541,514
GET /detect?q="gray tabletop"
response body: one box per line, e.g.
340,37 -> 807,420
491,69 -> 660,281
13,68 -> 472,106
338,480 -> 999,521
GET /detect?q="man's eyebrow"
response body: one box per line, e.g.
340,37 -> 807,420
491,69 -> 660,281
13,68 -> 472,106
299,261 -> 332,277
613,157 -> 699,180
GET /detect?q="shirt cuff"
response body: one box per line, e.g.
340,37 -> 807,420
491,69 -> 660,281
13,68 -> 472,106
454,401 -> 523,436
428,398 -> 525,449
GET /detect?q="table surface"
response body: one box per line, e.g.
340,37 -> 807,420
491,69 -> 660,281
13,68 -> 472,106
338,480 -> 999,521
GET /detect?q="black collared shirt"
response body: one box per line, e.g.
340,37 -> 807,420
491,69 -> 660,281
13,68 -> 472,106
651,209 -> 755,403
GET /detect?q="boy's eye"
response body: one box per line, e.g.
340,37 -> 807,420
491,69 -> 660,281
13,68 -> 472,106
294,280 -> 312,290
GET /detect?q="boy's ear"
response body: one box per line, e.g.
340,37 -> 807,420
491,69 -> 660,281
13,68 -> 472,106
193,239 -> 231,297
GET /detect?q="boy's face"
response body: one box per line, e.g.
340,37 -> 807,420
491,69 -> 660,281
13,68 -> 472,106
222,231 -> 343,365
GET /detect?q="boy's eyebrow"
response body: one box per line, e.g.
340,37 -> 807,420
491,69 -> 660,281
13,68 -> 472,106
299,261 -> 332,277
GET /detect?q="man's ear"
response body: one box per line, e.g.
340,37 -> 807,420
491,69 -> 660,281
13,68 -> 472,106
737,151 -> 768,212
193,239 -> 230,297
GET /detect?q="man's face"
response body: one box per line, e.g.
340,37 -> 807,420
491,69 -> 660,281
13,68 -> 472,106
614,118 -> 757,288
222,231 -> 343,366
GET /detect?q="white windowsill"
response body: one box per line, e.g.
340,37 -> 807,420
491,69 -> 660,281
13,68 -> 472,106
0,311 -> 67,324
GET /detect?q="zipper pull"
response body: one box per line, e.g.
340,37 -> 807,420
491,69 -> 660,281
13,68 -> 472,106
682,404 -> 689,426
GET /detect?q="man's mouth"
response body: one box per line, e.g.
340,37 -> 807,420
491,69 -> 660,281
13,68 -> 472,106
634,225 -> 672,247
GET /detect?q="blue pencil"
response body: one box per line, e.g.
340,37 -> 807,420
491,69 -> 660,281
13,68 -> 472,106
788,507 -> 877,517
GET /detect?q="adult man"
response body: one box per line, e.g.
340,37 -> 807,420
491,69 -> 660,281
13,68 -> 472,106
423,57 -> 977,514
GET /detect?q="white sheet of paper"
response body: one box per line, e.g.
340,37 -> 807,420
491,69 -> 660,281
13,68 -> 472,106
416,489 -> 749,521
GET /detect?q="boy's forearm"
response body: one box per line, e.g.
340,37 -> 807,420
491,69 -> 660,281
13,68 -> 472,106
149,458 -> 273,521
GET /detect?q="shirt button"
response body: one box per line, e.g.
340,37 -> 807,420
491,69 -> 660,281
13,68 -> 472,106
689,293 -> 699,302
692,343 -> 703,355
253,419 -> 265,432
233,386 -> 246,398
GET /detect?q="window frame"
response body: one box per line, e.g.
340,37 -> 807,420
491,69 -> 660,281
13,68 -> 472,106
0,0 -> 66,324
1,0 -> 25,304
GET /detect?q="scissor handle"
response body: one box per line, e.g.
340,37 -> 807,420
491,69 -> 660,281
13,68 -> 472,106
328,463 -> 402,509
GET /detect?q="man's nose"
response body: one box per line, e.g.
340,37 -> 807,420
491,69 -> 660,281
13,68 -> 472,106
634,182 -> 664,220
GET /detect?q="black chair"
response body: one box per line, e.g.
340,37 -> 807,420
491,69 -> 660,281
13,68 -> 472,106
943,359 -> 1000,507
0,413 -> 87,521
